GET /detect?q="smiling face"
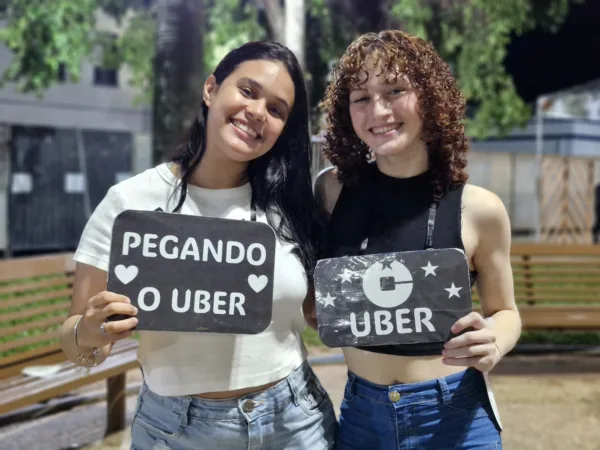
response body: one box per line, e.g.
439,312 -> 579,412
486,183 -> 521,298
203,60 -> 295,163
348,60 -> 425,160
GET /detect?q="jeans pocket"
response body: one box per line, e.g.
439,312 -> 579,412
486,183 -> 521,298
132,388 -> 183,439
341,378 -> 356,405
299,376 -> 331,416
440,389 -> 488,415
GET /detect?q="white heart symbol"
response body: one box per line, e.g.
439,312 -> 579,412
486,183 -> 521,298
115,264 -> 139,285
248,274 -> 268,293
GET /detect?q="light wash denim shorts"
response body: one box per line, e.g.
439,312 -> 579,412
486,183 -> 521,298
130,360 -> 337,450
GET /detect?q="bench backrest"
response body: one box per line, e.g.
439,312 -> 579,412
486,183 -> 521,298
472,244 -> 600,328
0,253 -> 75,374
509,244 -> 600,305
0,244 -> 598,372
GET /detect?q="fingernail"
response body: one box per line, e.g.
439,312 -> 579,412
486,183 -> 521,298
126,297 -> 131,303
133,307 -> 138,314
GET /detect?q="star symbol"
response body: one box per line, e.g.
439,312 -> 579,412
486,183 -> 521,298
381,258 -> 395,271
322,292 -> 336,307
338,268 -> 354,284
445,283 -> 462,298
421,261 -> 438,277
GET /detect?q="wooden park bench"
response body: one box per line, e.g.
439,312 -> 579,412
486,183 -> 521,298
473,243 -> 600,330
0,252 -> 139,435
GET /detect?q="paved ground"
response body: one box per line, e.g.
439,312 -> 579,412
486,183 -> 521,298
2,351 -> 600,450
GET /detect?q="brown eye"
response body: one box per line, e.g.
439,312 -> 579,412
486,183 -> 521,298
239,87 -> 253,97
352,96 -> 369,104
268,106 -> 282,118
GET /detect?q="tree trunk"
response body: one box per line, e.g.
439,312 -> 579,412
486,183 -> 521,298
152,0 -> 205,164
260,0 -> 285,43
285,0 -> 306,71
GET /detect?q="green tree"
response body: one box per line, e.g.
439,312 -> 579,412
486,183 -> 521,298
0,0 -> 585,142
152,0 -> 205,163
389,0 -> 584,138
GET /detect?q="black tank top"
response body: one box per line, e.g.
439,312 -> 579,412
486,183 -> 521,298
323,164 -> 477,356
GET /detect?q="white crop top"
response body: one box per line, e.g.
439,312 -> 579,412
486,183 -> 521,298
74,163 -> 309,396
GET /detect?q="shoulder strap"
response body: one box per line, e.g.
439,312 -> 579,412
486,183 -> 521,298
425,203 -> 437,250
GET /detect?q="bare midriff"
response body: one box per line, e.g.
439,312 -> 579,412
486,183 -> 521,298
344,347 -> 466,385
192,378 -> 285,399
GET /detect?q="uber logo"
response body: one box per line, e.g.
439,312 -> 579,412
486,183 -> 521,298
313,249 -> 473,348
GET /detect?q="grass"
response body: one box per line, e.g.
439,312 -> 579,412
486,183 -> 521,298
303,327 -> 323,348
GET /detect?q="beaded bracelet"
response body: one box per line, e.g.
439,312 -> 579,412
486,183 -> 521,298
74,315 -> 101,368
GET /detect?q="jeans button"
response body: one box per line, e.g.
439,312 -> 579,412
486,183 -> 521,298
242,399 -> 255,413
389,391 -> 401,402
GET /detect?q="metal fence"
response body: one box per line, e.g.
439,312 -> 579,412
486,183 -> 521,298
6,126 -> 132,255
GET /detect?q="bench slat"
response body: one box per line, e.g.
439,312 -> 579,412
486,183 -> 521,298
0,253 -> 75,282
512,260 -> 600,267
0,339 -> 139,390
0,340 -> 139,415
513,269 -> 600,276
1,316 -> 66,338
513,277 -> 600,284
0,288 -> 72,310
0,276 -> 74,296
513,291 -> 600,299
519,306 -> 600,329
0,344 -> 63,371
0,330 -> 61,353
510,244 -> 600,256
2,302 -> 68,322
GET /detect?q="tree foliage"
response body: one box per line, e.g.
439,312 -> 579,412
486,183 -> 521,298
204,0 -> 265,73
0,0 -> 98,94
0,0 -> 585,139
390,0 -> 583,138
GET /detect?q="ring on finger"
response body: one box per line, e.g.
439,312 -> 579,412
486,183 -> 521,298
100,322 -> 107,335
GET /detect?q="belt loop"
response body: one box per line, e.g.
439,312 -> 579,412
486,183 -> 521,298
438,377 -> 452,405
347,372 -> 357,396
286,369 -> 302,406
179,396 -> 192,427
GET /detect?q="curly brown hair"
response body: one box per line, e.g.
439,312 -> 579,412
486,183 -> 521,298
320,30 -> 468,200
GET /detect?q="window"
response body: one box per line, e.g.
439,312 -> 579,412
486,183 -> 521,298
94,67 -> 118,87
57,63 -> 67,82
94,32 -> 119,87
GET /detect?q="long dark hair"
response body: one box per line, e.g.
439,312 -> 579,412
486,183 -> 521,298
170,41 -> 323,277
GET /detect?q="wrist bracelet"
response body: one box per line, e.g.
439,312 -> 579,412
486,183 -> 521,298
74,315 -> 101,368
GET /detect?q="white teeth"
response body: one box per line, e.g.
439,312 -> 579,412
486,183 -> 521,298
371,124 -> 400,135
232,120 -> 258,138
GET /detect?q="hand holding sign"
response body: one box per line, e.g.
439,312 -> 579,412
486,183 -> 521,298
76,291 -> 138,350
314,248 -> 473,348
442,312 -> 501,373
107,210 -> 276,334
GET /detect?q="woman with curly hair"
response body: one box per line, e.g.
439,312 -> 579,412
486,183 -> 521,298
312,30 -> 521,449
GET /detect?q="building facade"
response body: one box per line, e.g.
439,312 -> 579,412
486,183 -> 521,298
0,13 -> 152,256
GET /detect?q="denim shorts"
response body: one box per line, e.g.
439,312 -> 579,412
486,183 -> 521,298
130,360 -> 337,450
335,368 -> 502,450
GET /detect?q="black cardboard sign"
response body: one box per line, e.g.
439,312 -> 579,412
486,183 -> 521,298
106,210 -> 276,334
314,248 -> 473,348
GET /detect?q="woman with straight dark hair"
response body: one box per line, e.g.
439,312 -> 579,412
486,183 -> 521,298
60,41 -> 336,450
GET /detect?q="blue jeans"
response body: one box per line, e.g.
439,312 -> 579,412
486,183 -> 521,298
335,368 -> 502,450
131,361 -> 337,449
